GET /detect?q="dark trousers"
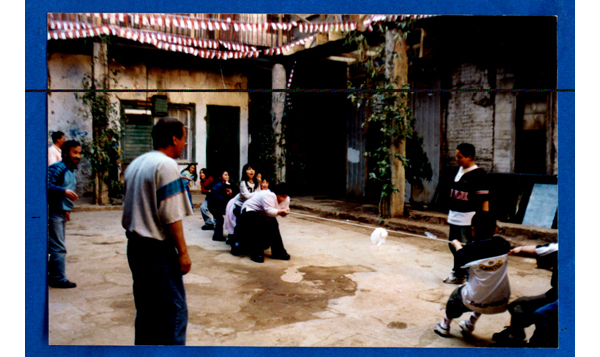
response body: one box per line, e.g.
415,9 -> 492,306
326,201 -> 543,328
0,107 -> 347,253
208,200 -> 226,240
126,232 -> 188,345
445,286 -> 473,319
236,210 -> 287,256
448,224 -> 473,279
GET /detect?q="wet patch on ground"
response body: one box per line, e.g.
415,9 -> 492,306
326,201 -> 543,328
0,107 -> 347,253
185,249 -> 376,333
387,321 -> 408,329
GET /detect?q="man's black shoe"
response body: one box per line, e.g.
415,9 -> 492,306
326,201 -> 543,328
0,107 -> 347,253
212,235 -> 226,242
49,280 -> 77,289
201,225 -> 215,230
251,254 -> 264,263
270,252 -> 290,261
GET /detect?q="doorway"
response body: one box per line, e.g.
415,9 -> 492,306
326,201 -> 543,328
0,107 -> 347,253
514,93 -> 549,174
206,105 -> 240,184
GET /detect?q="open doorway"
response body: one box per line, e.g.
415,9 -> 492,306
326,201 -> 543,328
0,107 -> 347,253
206,105 -> 241,184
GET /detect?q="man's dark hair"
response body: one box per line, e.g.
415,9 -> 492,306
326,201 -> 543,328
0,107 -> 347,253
271,183 -> 289,197
471,211 -> 497,240
152,117 -> 185,149
457,143 -> 476,160
51,131 -> 65,143
61,140 -> 81,158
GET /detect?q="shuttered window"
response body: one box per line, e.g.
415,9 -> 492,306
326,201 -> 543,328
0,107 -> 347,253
122,108 -> 153,165
121,102 -> 195,165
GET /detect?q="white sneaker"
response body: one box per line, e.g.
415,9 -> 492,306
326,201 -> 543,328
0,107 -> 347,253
443,274 -> 466,284
458,320 -> 474,337
434,322 -> 451,337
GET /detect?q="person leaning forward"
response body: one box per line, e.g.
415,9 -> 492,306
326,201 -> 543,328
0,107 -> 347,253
121,117 -> 194,346
230,183 -> 291,263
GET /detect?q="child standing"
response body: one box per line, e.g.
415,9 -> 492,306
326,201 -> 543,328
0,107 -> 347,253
180,164 -> 198,208
434,211 -> 511,338
199,168 -> 215,230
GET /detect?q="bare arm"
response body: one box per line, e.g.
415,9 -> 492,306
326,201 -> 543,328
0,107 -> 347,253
165,220 -> 192,275
509,245 -> 538,256
65,189 -> 79,201
482,200 -> 489,212
450,239 -> 463,251
278,208 -> 290,217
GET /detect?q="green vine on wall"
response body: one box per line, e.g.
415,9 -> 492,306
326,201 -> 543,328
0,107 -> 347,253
75,66 -> 124,202
345,21 -> 432,217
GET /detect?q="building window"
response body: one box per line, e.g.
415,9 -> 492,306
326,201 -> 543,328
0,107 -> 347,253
121,101 -> 195,165
121,106 -> 153,165
167,105 -> 194,163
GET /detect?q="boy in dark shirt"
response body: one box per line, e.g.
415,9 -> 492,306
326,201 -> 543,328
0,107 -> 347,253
444,143 -> 490,284
434,212 -> 511,338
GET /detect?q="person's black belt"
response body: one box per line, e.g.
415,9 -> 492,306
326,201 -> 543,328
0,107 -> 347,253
126,231 -> 171,246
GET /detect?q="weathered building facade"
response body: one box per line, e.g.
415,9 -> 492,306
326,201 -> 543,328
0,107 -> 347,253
406,16 -> 558,216
47,41 -> 250,194
46,14 -> 558,222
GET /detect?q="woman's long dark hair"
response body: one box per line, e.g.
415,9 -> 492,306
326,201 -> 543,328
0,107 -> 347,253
240,163 -> 255,183
181,163 -> 198,182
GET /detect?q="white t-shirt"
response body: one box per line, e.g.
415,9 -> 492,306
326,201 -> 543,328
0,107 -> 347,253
48,144 -> 62,166
234,180 -> 260,207
460,253 -> 510,314
241,190 -> 290,217
122,151 -> 193,241
447,165 -> 479,226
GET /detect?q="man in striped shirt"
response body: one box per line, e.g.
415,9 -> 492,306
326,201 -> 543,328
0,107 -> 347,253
122,117 -> 194,345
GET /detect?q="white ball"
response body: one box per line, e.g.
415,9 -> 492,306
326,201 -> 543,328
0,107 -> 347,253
370,227 -> 388,246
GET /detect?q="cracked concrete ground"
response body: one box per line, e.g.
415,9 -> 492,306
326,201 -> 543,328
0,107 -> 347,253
48,209 -> 551,347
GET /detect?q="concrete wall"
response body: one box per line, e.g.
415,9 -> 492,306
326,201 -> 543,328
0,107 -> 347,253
48,49 -> 249,194
47,52 -> 94,195
111,62 -> 249,174
493,67 -> 517,173
445,62 -> 495,172
443,61 -> 557,175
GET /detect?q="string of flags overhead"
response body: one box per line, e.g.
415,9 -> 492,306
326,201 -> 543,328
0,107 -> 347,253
47,13 -> 434,60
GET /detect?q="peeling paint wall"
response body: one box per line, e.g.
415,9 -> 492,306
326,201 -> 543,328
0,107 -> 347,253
47,52 -> 93,195
112,62 -> 249,177
443,61 -> 557,175
445,62 -> 495,172
48,50 -> 249,194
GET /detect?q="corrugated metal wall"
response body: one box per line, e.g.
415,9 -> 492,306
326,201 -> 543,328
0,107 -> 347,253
409,77 -> 441,204
346,102 -> 367,196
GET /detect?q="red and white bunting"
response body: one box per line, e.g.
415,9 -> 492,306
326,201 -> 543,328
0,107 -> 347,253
47,13 -> 435,60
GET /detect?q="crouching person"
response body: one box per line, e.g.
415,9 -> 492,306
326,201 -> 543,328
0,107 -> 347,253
434,211 -> 511,339
230,183 -> 291,263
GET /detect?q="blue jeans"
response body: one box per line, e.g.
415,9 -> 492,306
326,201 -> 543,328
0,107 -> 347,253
185,186 -> 193,208
48,211 -> 67,282
529,300 -> 559,348
200,198 -> 214,226
127,232 -> 188,345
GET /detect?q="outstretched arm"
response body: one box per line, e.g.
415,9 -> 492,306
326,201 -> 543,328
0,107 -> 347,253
509,245 -> 538,256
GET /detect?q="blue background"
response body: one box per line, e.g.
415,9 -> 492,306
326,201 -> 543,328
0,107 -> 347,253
26,0 -> 575,356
